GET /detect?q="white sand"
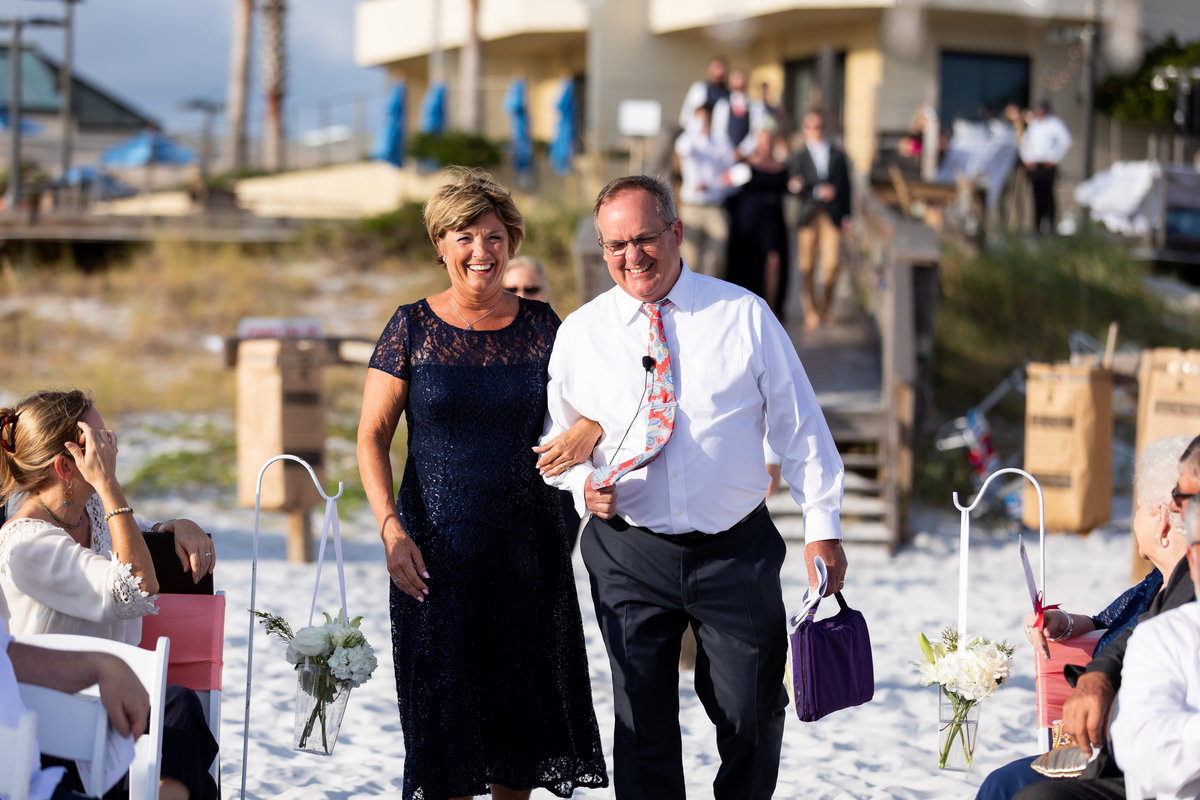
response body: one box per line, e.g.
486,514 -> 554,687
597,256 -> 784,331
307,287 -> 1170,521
129,483 -> 1134,800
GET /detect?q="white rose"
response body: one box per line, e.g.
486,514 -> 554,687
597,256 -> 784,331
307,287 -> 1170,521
973,642 -> 1012,684
291,625 -> 332,657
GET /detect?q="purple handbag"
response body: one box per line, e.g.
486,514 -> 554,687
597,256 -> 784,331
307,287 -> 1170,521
789,590 -> 875,722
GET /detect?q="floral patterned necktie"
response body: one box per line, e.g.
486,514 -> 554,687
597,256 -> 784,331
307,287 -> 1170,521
585,300 -> 676,490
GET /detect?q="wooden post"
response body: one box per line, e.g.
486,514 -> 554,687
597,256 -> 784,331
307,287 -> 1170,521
287,509 -> 313,563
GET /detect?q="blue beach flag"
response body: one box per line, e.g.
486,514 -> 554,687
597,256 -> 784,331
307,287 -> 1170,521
372,82 -> 407,167
504,77 -> 533,175
550,78 -> 575,175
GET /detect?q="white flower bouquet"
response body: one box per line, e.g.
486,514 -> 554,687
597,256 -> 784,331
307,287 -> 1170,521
255,608 -> 379,754
917,626 -> 1015,770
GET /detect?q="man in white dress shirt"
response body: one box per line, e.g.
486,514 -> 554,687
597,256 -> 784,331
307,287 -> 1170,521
541,174 -> 847,800
1111,499 -> 1200,800
675,103 -> 736,279
1020,100 -> 1073,235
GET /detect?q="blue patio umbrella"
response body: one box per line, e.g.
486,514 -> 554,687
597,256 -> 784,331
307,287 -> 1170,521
371,82 -> 407,167
503,77 -> 533,175
0,108 -> 44,135
419,82 -> 447,136
549,78 -> 575,175
101,129 -> 197,169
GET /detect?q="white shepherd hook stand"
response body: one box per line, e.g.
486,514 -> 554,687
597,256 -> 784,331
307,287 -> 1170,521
239,455 -> 345,800
951,468 -> 1047,650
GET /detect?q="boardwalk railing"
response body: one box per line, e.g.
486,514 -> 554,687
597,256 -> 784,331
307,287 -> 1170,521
851,188 -> 941,549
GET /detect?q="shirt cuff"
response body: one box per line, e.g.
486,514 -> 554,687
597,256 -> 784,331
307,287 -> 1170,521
802,509 -> 842,543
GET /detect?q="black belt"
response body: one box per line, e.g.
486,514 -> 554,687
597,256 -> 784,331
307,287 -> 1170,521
604,500 -> 766,545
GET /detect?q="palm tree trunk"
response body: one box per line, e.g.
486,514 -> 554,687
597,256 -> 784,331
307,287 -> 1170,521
460,0 -> 482,133
225,0 -> 253,172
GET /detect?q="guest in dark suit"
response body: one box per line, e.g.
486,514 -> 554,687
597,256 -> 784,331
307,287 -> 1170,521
787,110 -> 852,330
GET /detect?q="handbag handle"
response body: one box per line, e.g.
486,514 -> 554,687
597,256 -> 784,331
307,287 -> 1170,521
788,555 -> 828,632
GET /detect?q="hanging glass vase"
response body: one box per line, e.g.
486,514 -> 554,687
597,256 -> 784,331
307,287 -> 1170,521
937,685 -> 981,771
293,661 -> 352,755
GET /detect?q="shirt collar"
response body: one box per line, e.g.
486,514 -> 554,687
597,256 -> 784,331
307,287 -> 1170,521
612,260 -> 697,324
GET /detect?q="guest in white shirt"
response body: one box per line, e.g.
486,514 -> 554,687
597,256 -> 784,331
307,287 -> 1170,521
678,56 -> 730,130
712,69 -> 769,158
674,103 -> 736,279
1111,499 -> 1200,800
540,174 -> 846,800
1019,100 -> 1073,234
1,615 -> 149,800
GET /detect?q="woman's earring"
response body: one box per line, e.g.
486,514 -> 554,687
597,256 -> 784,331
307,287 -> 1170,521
64,480 -> 76,507
1161,535 -> 1172,549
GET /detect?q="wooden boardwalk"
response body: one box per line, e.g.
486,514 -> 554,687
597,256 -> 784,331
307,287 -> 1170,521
0,212 -> 303,245
766,260 -> 893,546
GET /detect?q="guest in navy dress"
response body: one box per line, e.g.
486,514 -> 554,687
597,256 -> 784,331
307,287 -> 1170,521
356,168 -> 607,800
975,434 -> 1193,800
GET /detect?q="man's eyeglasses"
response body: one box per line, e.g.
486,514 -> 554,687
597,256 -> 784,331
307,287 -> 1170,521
598,221 -> 675,257
504,285 -> 543,295
1172,484 -> 1197,505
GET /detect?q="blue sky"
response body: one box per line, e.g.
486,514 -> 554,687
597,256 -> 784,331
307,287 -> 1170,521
17,0 -> 385,137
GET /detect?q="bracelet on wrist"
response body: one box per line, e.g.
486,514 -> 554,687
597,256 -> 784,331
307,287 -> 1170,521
104,506 -> 134,523
1047,610 -> 1075,642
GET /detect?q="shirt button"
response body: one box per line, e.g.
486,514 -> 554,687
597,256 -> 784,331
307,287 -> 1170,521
673,472 -> 679,478
675,510 -> 682,516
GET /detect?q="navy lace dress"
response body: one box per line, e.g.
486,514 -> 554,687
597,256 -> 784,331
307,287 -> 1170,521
368,297 -> 608,800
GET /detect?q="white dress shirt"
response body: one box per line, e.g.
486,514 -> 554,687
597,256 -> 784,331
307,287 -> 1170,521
675,125 -> 736,205
1112,602 -> 1200,800
807,138 -> 831,181
0,494 -> 157,645
712,92 -> 769,156
541,263 -> 844,540
1020,114 -> 1073,165
1,616 -> 66,800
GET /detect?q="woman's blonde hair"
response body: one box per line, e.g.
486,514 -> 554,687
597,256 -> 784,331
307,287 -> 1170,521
423,167 -> 525,264
0,389 -> 93,502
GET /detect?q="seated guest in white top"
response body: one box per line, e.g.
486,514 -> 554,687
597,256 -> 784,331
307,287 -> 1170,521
1,614 -> 150,800
1111,498 -> 1200,800
0,389 -> 217,800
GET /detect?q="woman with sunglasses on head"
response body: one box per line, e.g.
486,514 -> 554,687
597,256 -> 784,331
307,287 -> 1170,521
0,390 -> 218,800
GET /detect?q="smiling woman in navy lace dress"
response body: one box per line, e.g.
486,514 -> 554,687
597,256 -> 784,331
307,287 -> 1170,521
356,168 -> 607,800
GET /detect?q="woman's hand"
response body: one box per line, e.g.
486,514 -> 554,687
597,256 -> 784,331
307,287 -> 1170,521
383,519 -> 429,602
65,419 -> 121,492
534,418 -> 602,477
1023,610 -> 1051,658
158,519 -> 214,583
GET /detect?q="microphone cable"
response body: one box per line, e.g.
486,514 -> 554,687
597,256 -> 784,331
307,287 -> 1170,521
606,356 -> 656,466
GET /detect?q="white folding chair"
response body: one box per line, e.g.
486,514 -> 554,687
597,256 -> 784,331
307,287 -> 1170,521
16,683 -> 108,798
18,634 -> 169,800
0,709 -> 38,800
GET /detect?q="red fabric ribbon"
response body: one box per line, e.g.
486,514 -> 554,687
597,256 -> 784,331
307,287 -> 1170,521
1033,594 -> 1060,631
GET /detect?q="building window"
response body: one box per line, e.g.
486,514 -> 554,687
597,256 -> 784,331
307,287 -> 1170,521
939,51 -> 1030,125
784,50 -> 846,135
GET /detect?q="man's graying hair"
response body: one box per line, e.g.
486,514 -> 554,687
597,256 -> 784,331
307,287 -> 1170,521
1185,493 -> 1200,545
1182,434 -> 1200,482
592,175 -> 678,235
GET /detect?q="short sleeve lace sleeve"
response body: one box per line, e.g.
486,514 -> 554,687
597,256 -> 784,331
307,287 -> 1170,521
369,304 -> 412,380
